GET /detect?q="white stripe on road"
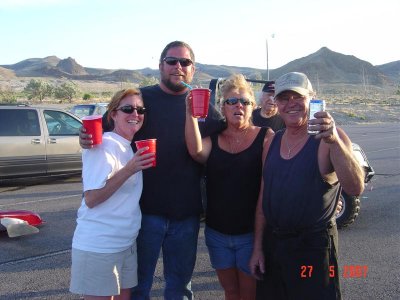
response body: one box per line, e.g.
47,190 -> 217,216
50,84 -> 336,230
0,249 -> 71,267
0,194 -> 82,208
366,146 -> 400,153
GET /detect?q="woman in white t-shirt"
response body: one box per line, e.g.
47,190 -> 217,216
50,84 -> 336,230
70,88 -> 155,300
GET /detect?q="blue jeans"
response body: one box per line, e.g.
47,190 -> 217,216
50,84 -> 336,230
131,214 -> 200,300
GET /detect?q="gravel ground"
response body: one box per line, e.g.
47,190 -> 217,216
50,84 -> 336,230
328,103 -> 400,125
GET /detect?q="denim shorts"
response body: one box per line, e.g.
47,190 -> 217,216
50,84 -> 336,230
205,226 -> 254,275
70,243 -> 137,296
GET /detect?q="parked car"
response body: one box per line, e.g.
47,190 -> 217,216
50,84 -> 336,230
70,103 -> 108,119
336,143 -> 374,228
0,104 -> 82,182
207,78 -> 375,228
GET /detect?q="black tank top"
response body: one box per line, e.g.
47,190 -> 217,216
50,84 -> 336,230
262,130 -> 340,230
206,127 -> 267,235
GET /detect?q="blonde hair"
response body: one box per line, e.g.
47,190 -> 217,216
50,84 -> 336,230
107,88 -> 143,124
219,74 -> 256,107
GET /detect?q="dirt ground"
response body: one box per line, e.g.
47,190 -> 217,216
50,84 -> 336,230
328,103 -> 400,125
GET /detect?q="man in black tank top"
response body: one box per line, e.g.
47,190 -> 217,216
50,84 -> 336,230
249,72 -> 365,300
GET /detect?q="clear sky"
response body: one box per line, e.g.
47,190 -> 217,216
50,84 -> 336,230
0,0 -> 398,71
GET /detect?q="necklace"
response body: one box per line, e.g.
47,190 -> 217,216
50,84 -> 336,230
228,127 -> 249,153
284,132 -> 308,159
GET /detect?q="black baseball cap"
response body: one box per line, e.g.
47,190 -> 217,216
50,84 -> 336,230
262,81 -> 275,93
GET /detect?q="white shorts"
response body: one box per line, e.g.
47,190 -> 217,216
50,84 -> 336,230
70,243 -> 137,296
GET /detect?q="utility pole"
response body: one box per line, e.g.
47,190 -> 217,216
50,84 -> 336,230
266,34 -> 275,80
266,39 -> 269,80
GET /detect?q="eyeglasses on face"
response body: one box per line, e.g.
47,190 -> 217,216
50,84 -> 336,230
275,94 -> 307,104
223,97 -> 253,106
163,57 -> 193,67
115,105 -> 146,115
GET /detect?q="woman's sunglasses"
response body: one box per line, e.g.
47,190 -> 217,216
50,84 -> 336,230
163,57 -> 193,67
223,98 -> 253,106
115,105 -> 146,115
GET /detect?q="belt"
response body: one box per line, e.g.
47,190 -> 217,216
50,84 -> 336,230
269,219 -> 336,239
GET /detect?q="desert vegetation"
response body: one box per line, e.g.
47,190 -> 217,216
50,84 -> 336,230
1,77 -> 399,125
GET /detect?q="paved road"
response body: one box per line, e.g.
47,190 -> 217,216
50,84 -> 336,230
0,123 -> 399,299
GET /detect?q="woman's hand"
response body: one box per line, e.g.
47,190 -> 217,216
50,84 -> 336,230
124,147 -> 155,175
79,126 -> 94,149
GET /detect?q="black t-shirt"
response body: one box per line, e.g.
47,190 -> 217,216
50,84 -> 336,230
129,85 -> 225,219
252,108 -> 285,132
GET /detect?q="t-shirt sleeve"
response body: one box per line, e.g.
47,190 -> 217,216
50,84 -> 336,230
82,147 -> 115,192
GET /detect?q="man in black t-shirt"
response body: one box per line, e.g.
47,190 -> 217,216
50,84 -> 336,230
80,41 -> 224,299
252,81 -> 285,132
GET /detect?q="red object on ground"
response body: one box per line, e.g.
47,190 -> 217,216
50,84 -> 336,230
0,210 -> 44,227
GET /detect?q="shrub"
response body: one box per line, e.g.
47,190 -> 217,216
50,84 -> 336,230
83,93 -> 92,100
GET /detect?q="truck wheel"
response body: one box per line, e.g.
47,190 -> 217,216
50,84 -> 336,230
336,192 -> 360,228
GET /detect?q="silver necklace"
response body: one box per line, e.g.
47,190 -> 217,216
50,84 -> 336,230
228,127 -> 249,153
284,133 -> 308,158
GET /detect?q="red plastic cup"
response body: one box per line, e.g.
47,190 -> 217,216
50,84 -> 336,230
190,88 -> 210,118
82,115 -> 103,145
135,139 -> 157,167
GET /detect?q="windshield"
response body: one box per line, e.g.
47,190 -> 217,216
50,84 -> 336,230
71,105 -> 95,119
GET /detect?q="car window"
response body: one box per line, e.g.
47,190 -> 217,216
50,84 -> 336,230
44,110 -> 82,136
96,106 -> 107,116
71,105 -> 95,119
0,109 -> 40,136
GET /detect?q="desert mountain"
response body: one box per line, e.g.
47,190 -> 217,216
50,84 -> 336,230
0,67 -> 16,79
56,57 -> 88,76
1,48 -> 398,86
268,47 -> 394,86
376,61 -> 400,79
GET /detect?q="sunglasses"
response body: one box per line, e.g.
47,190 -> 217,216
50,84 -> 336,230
223,98 -> 253,106
275,94 -> 307,104
115,105 -> 146,115
163,57 -> 193,67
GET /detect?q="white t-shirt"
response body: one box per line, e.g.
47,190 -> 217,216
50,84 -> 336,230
72,132 -> 142,253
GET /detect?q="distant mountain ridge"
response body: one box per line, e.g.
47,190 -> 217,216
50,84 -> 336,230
1,48 -> 399,86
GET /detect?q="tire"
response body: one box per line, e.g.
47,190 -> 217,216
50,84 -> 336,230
336,191 -> 361,228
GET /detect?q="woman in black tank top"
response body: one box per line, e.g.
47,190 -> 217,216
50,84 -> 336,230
185,74 -> 274,299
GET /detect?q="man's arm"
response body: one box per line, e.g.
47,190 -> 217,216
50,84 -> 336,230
313,111 -> 365,196
249,129 -> 274,279
326,128 -> 364,195
249,179 -> 267,280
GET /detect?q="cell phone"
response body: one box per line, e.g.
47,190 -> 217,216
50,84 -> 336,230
308,99 -> 326,135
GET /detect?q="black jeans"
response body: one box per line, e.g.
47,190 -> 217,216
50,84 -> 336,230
256,222 -> 341,300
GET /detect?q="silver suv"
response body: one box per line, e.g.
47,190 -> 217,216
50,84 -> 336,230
0,105 -> 83,181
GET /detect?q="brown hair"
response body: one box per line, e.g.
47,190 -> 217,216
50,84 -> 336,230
159,41 -> 195,63
107,88 -> 143,124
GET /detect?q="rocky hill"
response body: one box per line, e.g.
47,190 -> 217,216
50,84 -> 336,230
56,57 -> 88,76
0,67 -> 16,79
269,47 -> 391,85
1,48 -> 398,86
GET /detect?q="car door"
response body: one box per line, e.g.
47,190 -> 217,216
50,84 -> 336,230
0,108 -> 46,179
42,109 -> 83,174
